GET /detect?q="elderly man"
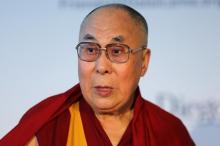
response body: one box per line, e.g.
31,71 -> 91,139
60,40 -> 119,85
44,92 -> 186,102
0,3 -> 195,146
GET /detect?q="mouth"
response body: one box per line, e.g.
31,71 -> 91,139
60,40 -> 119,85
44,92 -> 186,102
94,86 -> 113,97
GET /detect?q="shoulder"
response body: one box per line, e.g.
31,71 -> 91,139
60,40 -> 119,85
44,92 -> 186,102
142,98 -> 181,123
20,84 -> 81,122
141,98 -> 195,145
142,98 -> 186,129
20,92 -> 64,122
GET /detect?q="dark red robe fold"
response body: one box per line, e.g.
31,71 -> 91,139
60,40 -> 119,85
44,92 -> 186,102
0,83 -> 195,146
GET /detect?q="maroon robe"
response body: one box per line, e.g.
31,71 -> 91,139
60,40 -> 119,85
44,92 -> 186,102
0,83 -> 195,146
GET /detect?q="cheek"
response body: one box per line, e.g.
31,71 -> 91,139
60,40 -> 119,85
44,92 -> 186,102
118,57 -> 142,80
78,61 -> 93,80
114,60 -> 142,95
78,61 -> 95,93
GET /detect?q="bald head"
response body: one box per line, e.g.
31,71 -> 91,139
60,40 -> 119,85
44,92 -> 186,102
80,3 -> 148,46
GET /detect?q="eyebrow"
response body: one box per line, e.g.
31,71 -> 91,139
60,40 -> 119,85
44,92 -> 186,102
83,34 -> 97,41
82,34 -> 125,43
111,35 -> 125,43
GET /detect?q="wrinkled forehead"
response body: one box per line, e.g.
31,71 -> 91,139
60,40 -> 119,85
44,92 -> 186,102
80,7 -> 134,31
79,8 -> 146,45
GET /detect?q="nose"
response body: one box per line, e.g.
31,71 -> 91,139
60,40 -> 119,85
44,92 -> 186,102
95,49 -> 112,75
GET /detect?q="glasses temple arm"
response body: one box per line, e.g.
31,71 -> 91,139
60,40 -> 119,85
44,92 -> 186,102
130,47 -> 146,53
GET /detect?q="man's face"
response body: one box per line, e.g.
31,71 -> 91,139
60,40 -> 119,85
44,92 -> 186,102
78,8 -> 150,114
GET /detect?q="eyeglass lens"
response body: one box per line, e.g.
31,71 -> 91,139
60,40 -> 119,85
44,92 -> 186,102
77,42 -> 129,63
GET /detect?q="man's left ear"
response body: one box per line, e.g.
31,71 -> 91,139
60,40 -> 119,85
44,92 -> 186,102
141,48 -> 151,76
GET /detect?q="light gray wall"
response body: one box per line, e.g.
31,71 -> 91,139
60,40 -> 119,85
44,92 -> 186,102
0,1 -> 220,145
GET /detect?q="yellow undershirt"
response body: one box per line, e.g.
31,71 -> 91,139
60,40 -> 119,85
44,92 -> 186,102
66,102 -> 87,146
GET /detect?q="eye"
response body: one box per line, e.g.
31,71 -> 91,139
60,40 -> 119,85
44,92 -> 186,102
110,46 -> 126,56
80,43 -> 99,55
86,47 -> 97,55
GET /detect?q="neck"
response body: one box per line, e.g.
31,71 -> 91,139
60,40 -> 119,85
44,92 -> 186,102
95,108 -> 133,124
95,109 -> 133,146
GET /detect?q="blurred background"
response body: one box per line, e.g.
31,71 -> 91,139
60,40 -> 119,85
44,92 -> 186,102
0,0 -> 220,145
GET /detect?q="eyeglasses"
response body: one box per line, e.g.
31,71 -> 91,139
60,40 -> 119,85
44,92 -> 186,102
76,42 -> 146,63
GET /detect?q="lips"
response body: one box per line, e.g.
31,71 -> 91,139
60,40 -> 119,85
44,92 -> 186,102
94,86 -> 113,97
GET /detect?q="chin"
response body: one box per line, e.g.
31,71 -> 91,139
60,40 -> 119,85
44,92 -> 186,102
93,102 -> 118,114
85,95 -> 119,113
95,108 -> 117,115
